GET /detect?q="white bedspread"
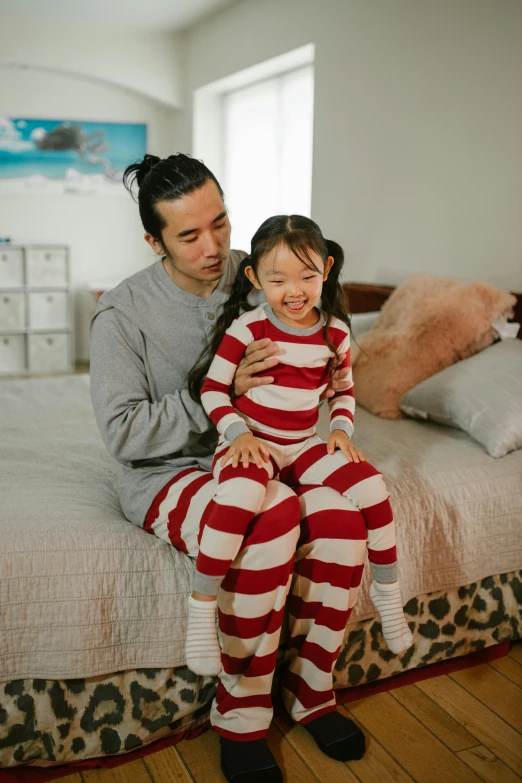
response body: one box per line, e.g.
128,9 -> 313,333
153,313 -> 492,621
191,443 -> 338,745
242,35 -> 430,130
1,375 -> 521,680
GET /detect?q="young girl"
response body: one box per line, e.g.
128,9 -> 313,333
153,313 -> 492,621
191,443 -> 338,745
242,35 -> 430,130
187,214 -> 412,677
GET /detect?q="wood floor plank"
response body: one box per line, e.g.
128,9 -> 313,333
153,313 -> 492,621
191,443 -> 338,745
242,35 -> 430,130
391,683 -> 478,752
274,711 -> 361,783
449,664 -> 522,733
342,692 -> 483,783
277,707 -> 416,783
457,745 -> 522,783
417,674 -> 522,777
161,722 -> 323,783
57,658 -> 522,783
143,745 -> 194,783
490,656 -> 522,689
175,729 -> 224,783
345,730 -> 416,783
267,722 -> 321,783
82,759 -> 152,783
177,724 -> 322,783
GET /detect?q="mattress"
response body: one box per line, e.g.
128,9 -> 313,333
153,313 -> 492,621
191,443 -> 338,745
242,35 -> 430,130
1,374 -> 521,682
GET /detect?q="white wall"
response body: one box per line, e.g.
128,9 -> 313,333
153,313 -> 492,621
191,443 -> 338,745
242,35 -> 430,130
0,15 -> 184,107
180,0 -> 522,291
0,67 -> 178,360
2,0 -> 520,361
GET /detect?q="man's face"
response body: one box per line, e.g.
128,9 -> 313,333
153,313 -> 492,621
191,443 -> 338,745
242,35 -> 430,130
145,179 -> 231,291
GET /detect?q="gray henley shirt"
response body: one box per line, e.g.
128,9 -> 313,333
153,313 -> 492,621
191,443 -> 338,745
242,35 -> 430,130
89,251 -> 248,526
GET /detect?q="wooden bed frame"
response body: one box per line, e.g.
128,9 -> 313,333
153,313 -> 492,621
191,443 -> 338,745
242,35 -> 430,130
343,282 -> 522,339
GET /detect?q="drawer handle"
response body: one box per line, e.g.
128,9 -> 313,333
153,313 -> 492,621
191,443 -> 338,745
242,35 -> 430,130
46,338 -> 54,346
2,338 -> 9,345
2,296 -> 10,304
45,253 -> 52,261
46,295 -> 54,303
1,255 -> 7,262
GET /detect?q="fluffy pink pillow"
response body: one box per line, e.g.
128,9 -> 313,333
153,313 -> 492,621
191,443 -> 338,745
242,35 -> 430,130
352,274 -> 516,419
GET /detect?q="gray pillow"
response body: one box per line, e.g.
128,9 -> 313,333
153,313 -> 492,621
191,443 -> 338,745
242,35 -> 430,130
399,339 -> 522,458
350,311 -> 381,341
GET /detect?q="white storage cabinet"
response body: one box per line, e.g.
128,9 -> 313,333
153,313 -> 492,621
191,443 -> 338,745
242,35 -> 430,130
0,245 -> 74,375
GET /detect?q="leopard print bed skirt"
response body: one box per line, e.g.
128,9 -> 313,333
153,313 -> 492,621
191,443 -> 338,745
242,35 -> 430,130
1,571 -> 520,769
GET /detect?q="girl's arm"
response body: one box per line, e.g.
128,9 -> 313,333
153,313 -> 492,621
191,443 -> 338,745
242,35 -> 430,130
201,318 -> 254,443
328,329 -> 356,438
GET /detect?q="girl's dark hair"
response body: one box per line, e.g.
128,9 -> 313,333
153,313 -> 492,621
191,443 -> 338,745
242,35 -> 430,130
188,214 -> 351,401
123,153 -> 224,240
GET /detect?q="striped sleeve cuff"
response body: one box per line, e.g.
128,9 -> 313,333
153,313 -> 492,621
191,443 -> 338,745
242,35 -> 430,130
330,419 -> 354,439
223,420 -> 251,444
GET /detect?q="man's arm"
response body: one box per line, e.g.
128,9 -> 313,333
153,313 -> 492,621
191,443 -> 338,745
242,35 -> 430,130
232,338 -> 353,400
90,309 -> 212,463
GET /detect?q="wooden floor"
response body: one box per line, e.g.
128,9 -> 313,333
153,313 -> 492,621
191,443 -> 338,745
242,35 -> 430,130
59,644 -> 522,783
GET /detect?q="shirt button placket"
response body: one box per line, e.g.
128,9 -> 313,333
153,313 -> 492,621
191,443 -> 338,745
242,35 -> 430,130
205,311 -> 216,335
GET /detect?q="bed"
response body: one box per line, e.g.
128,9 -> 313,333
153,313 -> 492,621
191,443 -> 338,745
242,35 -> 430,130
1,283 -> 521,771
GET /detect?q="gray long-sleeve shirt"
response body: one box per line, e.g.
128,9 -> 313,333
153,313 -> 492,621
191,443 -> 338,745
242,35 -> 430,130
89,251 -> 247,526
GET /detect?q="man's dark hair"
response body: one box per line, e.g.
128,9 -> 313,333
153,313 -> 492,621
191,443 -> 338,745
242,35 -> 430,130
123,153 -> 224,240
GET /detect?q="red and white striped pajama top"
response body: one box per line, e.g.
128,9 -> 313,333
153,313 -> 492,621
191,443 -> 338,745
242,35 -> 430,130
201,304 -> 355,446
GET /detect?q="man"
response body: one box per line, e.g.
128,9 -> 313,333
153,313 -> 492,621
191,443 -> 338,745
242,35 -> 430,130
90,153 -> 368,783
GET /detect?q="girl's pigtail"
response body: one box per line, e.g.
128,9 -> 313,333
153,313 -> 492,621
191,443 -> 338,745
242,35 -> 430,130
188,256 -> 255,401
320,239 -> 351,357
321,239 -> 365,361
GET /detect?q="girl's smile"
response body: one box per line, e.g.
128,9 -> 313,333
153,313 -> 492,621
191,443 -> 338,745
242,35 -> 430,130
245,243 -> 334,329
284,299 -> 306,312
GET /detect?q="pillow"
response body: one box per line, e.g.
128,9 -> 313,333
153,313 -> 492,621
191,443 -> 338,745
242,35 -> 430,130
352,274 -> 516,419
349,311 -> 382,342
399,339 -> 522,458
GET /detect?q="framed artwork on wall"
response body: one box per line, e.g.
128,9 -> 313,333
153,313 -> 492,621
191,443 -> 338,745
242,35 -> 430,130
0,117 -> 147,195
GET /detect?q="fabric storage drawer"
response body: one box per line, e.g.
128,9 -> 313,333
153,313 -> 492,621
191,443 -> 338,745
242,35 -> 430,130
0,248 -> 24,287
28,333 -> 70,373
29,292 -> 68,329
0,292 -> 25,330
26,248 -> 68,287
0,334 -> 25,372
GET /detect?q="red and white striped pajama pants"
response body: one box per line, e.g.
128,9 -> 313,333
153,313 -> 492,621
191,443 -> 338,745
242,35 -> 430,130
144,434 -> 396,740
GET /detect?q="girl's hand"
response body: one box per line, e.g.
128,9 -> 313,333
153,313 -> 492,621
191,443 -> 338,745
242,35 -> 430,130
327,431 -> 366,463
220,433 -> 271,469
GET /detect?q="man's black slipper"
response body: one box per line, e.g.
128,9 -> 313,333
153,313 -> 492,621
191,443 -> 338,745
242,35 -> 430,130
219,736 -> 283,782
303,710 -> 366,761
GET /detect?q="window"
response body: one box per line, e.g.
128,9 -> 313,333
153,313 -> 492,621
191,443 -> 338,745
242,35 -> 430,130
223,65 -> 314,252
193,47 -> 315,255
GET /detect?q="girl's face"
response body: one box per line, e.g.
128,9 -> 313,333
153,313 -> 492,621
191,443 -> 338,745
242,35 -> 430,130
246,243 -> 334,329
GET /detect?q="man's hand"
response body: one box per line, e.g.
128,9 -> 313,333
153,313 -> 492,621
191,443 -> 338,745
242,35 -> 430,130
320,353 -> 351,400
232,338 -> 282,398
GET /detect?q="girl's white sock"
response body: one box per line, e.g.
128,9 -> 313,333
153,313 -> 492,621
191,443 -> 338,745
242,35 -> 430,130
185,595 -> 222,676
369,581 -> 413,655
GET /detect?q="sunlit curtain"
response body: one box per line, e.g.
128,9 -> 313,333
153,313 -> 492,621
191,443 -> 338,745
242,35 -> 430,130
223,65 -> 314,253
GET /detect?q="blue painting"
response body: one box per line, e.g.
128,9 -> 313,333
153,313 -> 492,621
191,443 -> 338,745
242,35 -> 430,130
0,117 -> 147,194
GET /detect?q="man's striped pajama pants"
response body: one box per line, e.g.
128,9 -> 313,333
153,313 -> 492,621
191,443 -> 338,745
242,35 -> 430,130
144,434 -> 397,741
